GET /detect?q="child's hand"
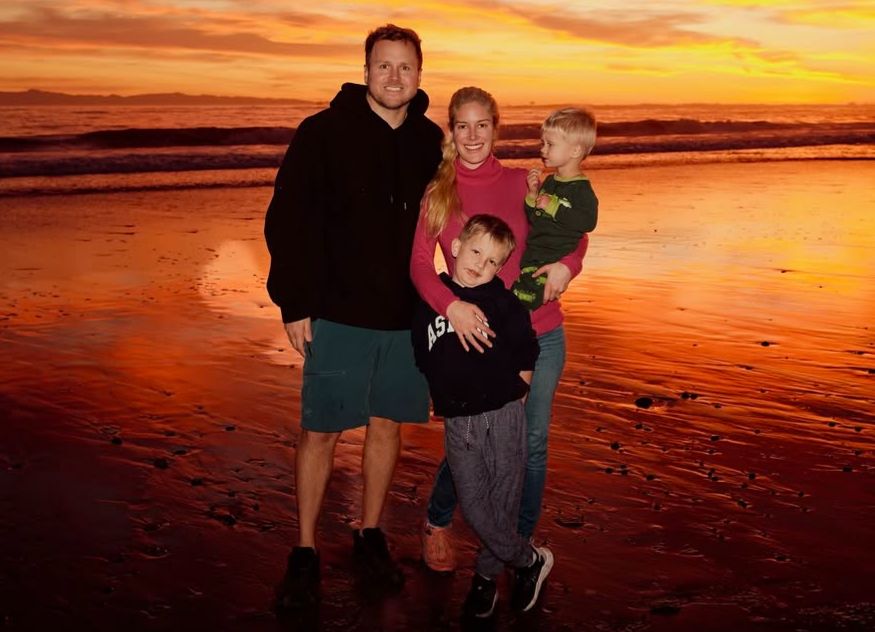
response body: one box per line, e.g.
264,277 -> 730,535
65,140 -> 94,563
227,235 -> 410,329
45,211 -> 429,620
536,194 -> 551,209
526,168 -> 542,196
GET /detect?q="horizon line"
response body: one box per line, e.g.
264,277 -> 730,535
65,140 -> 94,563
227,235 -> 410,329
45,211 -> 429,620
0,89 -> 871,109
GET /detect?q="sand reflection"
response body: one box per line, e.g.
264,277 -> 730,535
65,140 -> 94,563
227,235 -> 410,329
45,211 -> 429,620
1,163 -> 873,630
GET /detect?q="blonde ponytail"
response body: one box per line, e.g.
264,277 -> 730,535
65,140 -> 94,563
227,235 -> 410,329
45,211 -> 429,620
423,134 -> 461,237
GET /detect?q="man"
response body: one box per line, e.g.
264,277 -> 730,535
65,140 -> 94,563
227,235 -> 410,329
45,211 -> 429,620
264,24 -> 443,609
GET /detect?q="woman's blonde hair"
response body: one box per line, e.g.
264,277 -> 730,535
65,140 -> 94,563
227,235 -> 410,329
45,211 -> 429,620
423,86 -> 499,238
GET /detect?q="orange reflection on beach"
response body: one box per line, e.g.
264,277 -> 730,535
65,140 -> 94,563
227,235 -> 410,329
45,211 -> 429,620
1,162 -> 873,630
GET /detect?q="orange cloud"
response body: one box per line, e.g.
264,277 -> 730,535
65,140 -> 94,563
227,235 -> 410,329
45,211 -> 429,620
0,1 -> 872,103
0,7 -> 357,57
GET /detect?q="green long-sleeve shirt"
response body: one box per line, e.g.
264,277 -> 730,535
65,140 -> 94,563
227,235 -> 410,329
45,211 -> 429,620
520,174 -> 598,270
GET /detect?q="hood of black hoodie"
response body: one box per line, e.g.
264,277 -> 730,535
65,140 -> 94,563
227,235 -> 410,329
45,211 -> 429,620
439,273 -> 508,307
330,82 -> 431,119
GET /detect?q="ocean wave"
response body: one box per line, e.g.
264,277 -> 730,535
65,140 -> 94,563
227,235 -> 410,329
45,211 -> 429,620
0,126 -> 295,152
1,117 -> 874,179
3,146 -> 874,198
3,119 -> 874,153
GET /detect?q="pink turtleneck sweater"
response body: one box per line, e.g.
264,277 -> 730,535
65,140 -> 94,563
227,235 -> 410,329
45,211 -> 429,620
410,154 -> 588,336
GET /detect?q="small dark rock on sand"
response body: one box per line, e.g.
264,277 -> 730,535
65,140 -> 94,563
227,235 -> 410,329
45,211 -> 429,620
555,514 -> 585,529
635,396 -> 653,409
651,604 -> 682,616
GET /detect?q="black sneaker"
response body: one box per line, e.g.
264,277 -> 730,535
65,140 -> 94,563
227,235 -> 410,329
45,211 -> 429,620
274,546 -> 320,611
511,546 -> 553,612
352,527 -> 405,590
462,573 -> 498,619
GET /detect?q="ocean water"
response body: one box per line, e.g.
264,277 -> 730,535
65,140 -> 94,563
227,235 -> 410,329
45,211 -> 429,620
0,102 -> 873,196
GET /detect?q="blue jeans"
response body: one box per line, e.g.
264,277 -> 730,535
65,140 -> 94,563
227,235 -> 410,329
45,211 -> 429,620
427,326 -> 566,538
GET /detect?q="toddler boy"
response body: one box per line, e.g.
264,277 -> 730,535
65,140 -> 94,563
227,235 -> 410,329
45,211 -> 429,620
512,107 -> 599,309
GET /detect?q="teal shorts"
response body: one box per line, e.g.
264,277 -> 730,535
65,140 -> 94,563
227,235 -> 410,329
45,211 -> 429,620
301,319 -> 430,432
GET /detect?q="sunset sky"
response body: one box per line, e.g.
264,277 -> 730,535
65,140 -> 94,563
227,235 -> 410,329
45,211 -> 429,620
1,0 -> 873,105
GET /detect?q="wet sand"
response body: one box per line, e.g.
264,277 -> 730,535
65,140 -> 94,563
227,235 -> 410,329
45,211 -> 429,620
1,160 -> 874,631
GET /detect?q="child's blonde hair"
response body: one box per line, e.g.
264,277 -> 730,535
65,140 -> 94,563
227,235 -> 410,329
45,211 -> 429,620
543,107 -> 597,158
459,214 -> 516,265
423,87 -> 500,238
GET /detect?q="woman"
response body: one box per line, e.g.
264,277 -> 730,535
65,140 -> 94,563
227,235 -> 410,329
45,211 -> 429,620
410,86 -> 588,571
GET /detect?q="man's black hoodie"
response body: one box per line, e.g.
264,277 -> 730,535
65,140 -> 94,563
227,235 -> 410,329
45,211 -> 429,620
412,274 -> 540,418
264,83 -> 443,328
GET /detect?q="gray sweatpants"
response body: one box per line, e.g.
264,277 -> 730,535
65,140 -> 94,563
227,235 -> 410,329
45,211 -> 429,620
445,399 -> 535,579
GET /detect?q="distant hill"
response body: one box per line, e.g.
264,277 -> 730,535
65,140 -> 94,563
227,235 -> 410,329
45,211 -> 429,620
0,89 -> 318,106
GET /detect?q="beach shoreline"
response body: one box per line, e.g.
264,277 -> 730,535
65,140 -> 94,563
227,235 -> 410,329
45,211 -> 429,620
2,159 -> 874,631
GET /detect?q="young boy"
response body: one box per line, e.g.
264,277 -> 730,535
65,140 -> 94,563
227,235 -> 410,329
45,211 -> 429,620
512,107 -> 599,309
412,214 -> 553,619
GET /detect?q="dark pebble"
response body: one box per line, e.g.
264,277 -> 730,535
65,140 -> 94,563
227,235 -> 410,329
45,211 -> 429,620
610,441 -> 621,450
645,474 -> 656,481
190,478 -> 204,486
842,465 -> 853,472
635,396 -> 653,409
760,341 -> 771,347
713,403 -> 722,409
680,391 -> 699,400
605,467 -> 614,474
110,437 -> 123,446
651,604 -> 681,616
868,368 -> 875,374
145,544 -> 169,558
748,472 -> 756,480
153,458 -> 169,469
710,435 -> 721,442
828,421 -> 837,427
224,425 -> 236,432
171,447 -> 188,456
634,422 -> 644,430
555,515 -> 585,529
854,426 -> 862,432
737,499 -> 748,508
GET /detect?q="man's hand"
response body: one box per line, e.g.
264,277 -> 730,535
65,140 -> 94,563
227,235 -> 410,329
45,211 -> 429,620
533,261 -> 572,303
446,300 -> 495,353
284,317 -> 313,358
